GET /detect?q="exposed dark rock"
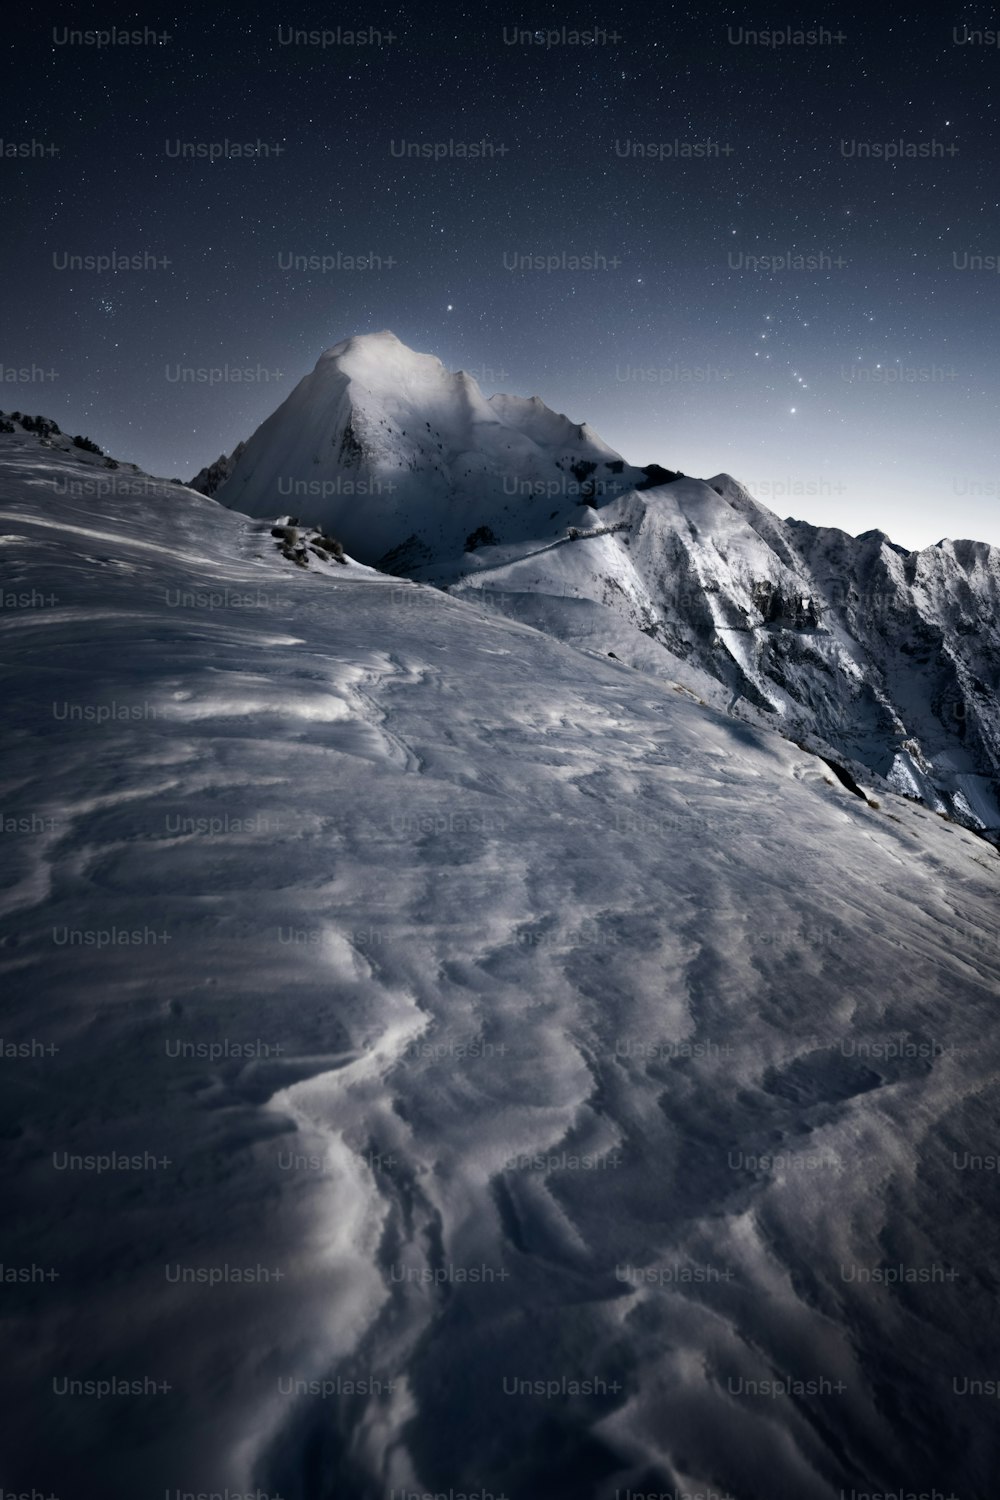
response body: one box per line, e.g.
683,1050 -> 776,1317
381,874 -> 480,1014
819,756 -> 866,799
377,534 -> 434,576
636,463 -> 681,490
188,441 -> 247,497
465,525 -> 498,553
337,420 -> 365,465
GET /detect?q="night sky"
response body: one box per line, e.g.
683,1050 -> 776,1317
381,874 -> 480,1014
3,3 -> 999,549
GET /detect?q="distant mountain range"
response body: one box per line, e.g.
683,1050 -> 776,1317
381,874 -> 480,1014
190,332 -> 1000,840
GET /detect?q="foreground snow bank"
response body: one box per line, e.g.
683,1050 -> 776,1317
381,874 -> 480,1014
2,431 -> 999,1500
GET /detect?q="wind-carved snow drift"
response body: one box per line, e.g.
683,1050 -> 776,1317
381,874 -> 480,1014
202,332 -> 1000,837
3,414 -> 1000,1499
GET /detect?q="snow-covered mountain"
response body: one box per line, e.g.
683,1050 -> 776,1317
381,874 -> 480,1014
4,414 -> 1000,1500
200,334 -> 1000,839
201,329 -> 677,566
450,471 -> 1000,839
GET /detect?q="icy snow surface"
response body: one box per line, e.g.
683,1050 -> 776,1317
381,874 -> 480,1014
2,428 -> 1000,1499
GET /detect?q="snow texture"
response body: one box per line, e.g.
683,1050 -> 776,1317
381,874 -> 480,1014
0,401 -> 998,1499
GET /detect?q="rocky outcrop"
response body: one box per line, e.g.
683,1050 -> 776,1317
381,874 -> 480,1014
189,441 -> 246,497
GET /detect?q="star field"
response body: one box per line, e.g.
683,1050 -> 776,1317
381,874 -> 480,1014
2,2 -> 999,547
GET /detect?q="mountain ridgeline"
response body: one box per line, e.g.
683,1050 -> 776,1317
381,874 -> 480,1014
182,329 -> 994,842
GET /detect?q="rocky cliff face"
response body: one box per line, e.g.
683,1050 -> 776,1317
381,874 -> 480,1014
189,439 -> 246,497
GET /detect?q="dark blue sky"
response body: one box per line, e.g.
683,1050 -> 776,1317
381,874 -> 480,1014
3,3 -> 999,547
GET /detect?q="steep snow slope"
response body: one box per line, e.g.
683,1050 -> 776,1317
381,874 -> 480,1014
713,475 -> 1000,825
5,426 -> 1000,1500
451,472 -> 1000,836
200,334 -> 1000,837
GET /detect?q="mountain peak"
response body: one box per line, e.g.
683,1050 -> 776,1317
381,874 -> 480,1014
319,328 -> 407,359
206,336 -> 649,562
